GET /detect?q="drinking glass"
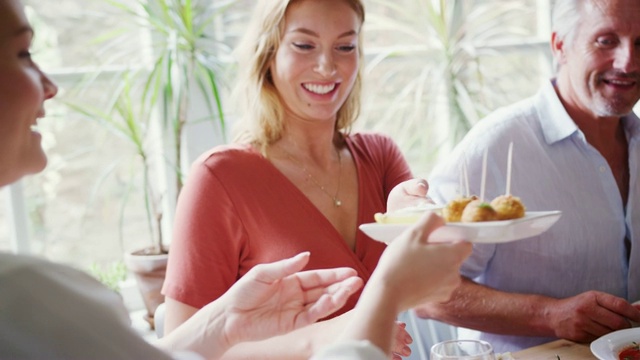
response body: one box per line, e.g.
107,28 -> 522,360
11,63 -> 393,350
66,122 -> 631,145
430,339 -> 496,360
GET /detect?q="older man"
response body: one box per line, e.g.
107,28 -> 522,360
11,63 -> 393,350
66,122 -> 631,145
418,0 -> 640,353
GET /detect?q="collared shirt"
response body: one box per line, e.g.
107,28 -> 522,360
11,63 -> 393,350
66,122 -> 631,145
428,79 -> 640,353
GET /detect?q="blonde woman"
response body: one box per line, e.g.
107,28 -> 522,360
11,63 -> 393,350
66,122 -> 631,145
0,0 -> 365,357
163,0 -> 417,358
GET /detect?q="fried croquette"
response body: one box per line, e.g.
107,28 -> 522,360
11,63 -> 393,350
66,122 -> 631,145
442,195 -> 478,222
490,194 -> 526,220
460,199 -> 498,222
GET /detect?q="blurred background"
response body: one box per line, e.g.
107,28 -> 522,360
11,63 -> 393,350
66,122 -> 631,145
1,0 -> 624,289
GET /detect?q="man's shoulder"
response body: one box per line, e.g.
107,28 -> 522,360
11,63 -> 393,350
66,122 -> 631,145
459,98 -> 539,148
479,95 -> 540,130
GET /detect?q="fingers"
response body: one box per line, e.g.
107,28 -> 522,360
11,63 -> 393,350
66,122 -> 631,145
428,226 -> 468,243
303,277 -> 363,323
387,178 -> 431,212
406,211 -> 445,244
407,178 -> 429,197
302,276 -> 363,306
596,293 -> 640,321
391,322 -> 412,357
249,252 -> 311,283
295,266 -> 359,290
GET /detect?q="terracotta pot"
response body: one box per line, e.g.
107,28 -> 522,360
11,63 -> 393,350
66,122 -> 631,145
124,248 -> 168,330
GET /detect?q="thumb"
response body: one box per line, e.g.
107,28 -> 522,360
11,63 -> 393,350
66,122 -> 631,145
405,178 -> 429,197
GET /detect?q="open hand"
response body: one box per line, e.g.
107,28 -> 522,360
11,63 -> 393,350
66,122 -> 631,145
219,252 -> 363,346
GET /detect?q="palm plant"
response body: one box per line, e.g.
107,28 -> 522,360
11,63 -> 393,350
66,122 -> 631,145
104,0 -> 235,193
67,74 -> 166,254
66,0 -> 239,255
360,0 -> 544,175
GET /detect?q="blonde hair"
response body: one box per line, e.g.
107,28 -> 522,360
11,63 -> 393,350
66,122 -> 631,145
231,0 -> 365,150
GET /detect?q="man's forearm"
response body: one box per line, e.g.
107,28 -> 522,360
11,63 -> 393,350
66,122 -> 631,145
415,277 -> 556,337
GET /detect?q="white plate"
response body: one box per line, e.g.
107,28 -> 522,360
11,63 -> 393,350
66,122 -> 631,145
591,328 -> 640,360
359,211 -> 562,244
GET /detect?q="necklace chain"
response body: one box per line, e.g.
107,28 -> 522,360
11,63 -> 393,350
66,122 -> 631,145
282,148 -> 343,207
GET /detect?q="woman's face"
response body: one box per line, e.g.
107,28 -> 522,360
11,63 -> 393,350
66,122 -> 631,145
270,0 -> 361,125
0,0 -> 57,186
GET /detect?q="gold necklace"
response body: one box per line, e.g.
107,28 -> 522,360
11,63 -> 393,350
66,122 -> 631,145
282,148 -> 343,207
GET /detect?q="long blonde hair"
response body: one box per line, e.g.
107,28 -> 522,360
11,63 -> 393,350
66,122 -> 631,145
231,0 -> 365,150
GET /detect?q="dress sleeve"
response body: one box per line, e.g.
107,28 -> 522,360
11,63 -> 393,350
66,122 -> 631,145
162,154 -> 247,309
351,132 -> 413,202
380,134 -> 413,197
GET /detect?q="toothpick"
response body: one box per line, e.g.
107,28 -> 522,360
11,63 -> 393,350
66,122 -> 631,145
480,148 -> 488,202
463,155 -> 470,197
459,161 -> 464,196
506,142 -> 513,195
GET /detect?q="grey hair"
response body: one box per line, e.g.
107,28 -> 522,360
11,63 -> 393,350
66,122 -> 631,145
551,0 -> 585,72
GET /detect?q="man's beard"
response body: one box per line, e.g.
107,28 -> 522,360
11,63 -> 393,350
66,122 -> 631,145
592,92 -> 637,118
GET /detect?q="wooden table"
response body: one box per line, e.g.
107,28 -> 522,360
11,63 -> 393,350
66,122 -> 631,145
512,339 -> 596,359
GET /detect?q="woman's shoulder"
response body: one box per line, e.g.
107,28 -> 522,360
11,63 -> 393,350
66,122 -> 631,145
195,143 -> 262,167
347,131 -> 399,150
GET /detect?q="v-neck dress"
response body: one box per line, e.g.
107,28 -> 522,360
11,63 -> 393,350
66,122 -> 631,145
162,132 -> 412,317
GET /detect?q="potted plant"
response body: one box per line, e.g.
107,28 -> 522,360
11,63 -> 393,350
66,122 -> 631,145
66,0 -> 237,328
88,260 -> 129,294
67,73 -> 171,328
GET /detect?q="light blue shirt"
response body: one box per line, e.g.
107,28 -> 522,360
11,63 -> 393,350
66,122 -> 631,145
428,79 -> 640,353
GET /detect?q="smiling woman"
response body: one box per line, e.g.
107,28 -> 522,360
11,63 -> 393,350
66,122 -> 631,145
0,0 -> 158,268
0,4 -> 56,186
160,0 -> 418,359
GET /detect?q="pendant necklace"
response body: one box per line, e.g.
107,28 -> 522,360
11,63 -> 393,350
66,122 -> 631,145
282,148 -> 343,207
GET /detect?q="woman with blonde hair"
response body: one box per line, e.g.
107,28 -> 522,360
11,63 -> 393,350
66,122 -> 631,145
0,0 -> 366,358
162,0 -> 420,358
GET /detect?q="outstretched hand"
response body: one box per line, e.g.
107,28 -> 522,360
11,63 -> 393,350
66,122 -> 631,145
219,252 -> 363,346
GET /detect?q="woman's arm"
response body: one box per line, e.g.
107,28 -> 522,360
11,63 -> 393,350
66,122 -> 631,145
220,312 -> 351,360
220,310 -> 413,360
313,213 -> 472,360
158,252 -> 363,359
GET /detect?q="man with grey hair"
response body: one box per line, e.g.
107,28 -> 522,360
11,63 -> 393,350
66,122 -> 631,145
413,0 -> 640,353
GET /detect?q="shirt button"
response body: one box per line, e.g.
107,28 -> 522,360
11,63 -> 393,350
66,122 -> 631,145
599,166 -> 607,173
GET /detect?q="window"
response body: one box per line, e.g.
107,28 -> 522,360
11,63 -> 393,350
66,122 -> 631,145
3,0 -> 558,270
358,0 -> 553,176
